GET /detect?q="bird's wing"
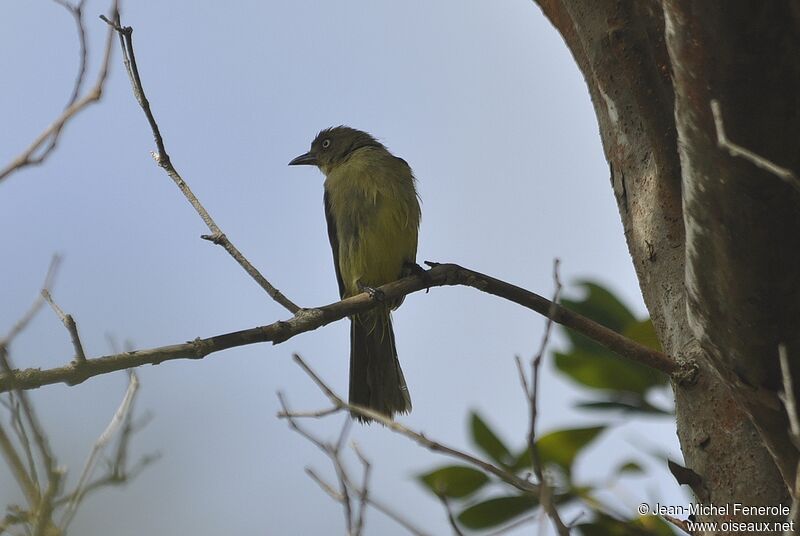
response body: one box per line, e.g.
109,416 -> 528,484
324,190 -> 346,299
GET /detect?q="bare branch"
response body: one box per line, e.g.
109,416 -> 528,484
60,371 -> 140,531
333,419 -> 354,535
518,259 -> 570,535
1,256 -> 61,347
0,421 -> 38,506
279,393 -> 429,535
0,1 -> 119,183
0,257 -> 66,510
437,493 -> 465,536
710,99 -> 800,193
52,452 -> 159,509
354,494 -> 429,536
0,263 -> 685,394
98,15 -> 299,314
51,0 -> 89,107
351,442 -> 371,536
778,344 -> 800,533
779,345 -> 800,446
0,256 -> 64,519
32,469 -> 63,536
3,393 -> 40,491
282,354 -> 538,494
2,250 -> 151,529
41,289 -> 86,364
305,467 -> 344,502
0,348 -> 57,491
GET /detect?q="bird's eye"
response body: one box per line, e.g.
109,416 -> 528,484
322,139 -> 331,149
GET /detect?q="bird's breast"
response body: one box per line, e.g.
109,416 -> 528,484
323,153 -> 420,296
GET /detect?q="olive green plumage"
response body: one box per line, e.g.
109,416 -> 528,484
289,126 -> 421,421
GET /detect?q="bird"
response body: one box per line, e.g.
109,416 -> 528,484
289,126 -> 421,421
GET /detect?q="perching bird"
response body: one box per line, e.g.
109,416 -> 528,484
289,126 -> 421,421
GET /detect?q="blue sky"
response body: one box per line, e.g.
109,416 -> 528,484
1,1 -> 684,534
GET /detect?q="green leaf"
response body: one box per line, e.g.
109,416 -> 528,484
555,349 -> 666,395
623,318 -> 662,351
574,398 -> 673,416
470,412 -> 513,466
561,281 -> 636,334
418,465 -> 489,499
555,281 -> 668,396
536,426 -> 605,475
457,494 -> 538,529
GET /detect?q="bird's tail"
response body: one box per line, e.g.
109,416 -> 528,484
349,309 -> 411,422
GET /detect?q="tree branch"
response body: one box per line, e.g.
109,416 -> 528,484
778,344 -> 800,533
0,262 -> 687,393
710,99 -> 800,193
99,14 -> 299,314
51,0 -> 89,108
1,256 -> 153,531
282,354 -> 539,495
59,370 -> 141,531
0,0 -> 118,183
518,259 -> 570,535
41,289 -> 87,364
278,393 -> 430,536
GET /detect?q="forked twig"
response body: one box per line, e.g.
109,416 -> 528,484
99,14 -> 299,314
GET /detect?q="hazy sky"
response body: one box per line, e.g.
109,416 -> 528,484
1,1 -> 684,534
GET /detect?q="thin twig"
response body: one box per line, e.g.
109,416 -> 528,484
0,1 -> 119,183
280,396 -> 354,534
0,257 -> 66,519
0,422 -> 38,506
59,371 -> 140,531
305,467 -> 344,501
51,0 -> 88,107
438,493 -> 466,536
0,348 -> 57,490
519,259 -> 569,535
778,344 -> 800,534
98,15 -> 299,314
279,393 -> 429,535
32,469 -> 63,536
779,344 -> 800,445
282,354 -> 538,494
1,256 -> 61,347
41,289 -> 87,364
5,392 -> 40,492
0,257 -> 63,514
333,419 -> 354,535
351,442 -> 371,536
279,407 -> 340,419
52,452 -> 159,509
710,99 -> 800,193
0,263 -> 685,394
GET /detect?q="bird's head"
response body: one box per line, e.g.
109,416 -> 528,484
289,126 -> 383,175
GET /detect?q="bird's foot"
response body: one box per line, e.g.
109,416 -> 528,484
403,261 -> 428,277
404,261 -> 432,294
358,281 -> 385,302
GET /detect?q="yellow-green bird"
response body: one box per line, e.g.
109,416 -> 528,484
289,126 -> 421,420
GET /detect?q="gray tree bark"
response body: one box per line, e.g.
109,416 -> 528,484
532,0 -> 798,529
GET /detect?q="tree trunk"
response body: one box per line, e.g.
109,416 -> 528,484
533,0 -> 797,528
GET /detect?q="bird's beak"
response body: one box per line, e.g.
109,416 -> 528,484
288,151 -> 318,166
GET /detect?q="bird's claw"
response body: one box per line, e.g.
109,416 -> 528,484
404,261 -> 432,294
358,282 -> 385,302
